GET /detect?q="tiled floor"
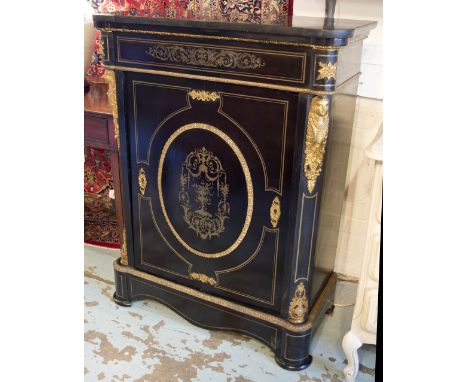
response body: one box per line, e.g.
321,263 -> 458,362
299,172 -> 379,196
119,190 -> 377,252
84,245 -> 376,381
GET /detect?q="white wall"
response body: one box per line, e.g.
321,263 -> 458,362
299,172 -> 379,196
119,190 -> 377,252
334,97 -> 382,277
294,0 -> 383,99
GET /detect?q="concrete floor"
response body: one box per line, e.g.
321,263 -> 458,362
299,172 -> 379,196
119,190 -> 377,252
84,245 -> 376,382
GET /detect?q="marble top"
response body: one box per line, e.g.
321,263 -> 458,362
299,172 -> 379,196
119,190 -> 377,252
94,13 -> 377,41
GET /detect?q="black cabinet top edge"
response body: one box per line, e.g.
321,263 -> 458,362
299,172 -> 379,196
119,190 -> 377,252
93,14 -> 377,44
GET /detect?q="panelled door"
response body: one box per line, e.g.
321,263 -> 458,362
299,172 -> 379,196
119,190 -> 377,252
126,71 -> 297,312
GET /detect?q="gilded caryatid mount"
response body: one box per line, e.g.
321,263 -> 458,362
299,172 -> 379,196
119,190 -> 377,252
304,96 -> 329,194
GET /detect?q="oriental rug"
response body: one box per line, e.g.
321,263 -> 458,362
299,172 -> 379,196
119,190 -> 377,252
84,145 -> 120,248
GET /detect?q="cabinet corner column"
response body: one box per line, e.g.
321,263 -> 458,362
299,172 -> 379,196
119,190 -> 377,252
104,68 -> 129,266
284,93 -> 331,321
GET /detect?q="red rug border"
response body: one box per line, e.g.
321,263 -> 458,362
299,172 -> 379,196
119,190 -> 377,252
84,240 -> 121,249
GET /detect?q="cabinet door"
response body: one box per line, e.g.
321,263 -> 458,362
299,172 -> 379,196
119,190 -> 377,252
126,72 -> 297,312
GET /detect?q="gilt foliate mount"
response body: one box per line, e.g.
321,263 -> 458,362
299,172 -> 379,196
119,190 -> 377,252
138,168 -> 147,196
190,272 -> 218,286
316,62 -> 337,81
146,44 -> 266,70
288,282 -> 309,324
188,89 -> 220,102
270,196 -> 281,228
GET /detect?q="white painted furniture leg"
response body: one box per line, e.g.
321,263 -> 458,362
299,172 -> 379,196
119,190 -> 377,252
342,330 -> 362,382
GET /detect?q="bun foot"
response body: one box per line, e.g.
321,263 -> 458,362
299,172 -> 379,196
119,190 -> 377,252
275,354 -> 312,371
113,292 -> 132,307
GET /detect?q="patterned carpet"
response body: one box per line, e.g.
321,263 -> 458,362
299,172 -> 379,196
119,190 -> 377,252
84,146 -> 120,248
84,245 -> 376,381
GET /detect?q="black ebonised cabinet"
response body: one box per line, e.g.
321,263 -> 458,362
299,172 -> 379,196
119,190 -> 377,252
94,14 -> 376,370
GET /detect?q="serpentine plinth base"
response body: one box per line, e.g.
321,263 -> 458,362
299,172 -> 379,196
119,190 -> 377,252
113,260 -> 337,370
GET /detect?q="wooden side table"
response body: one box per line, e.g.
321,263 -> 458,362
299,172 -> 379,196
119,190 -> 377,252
84,82 -> 124,249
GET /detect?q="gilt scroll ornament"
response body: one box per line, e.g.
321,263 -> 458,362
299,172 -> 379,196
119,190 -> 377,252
304,96 -> 329,193
138,168 -> 147,196
270,196 -> 281,228
288,282 -> 308,323
103,69 -> 120,149
317,61 -> 337,81
188,89 -> 220,102
190,272 -> 218,286
146,44 -> 266,70
179,147 -> 230,240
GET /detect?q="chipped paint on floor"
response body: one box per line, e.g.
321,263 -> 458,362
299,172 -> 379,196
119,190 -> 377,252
84,245 -> 375,381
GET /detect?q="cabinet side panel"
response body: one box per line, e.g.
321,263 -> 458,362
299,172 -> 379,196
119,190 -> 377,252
311,77 -> 359,303
336,42 -> 364,86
